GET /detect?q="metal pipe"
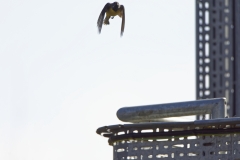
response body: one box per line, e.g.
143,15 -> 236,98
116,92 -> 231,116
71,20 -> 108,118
117,98 -> 226,122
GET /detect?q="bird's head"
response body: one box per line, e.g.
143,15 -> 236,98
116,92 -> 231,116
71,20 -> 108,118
113,2 -> 119,6
112,2 -> 120,11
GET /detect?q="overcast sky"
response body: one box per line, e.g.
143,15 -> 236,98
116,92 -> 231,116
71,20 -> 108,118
0,0 -> 195,159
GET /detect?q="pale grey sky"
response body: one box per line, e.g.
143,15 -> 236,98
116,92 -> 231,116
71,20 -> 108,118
0,0 -> 195,159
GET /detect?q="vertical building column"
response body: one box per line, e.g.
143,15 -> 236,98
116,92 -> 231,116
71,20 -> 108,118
234,0 -> 240,117
196,0 -> 236,118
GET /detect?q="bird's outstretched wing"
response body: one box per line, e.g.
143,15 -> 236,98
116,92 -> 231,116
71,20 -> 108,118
120,5 -> 125,36
97,3 -> 110,34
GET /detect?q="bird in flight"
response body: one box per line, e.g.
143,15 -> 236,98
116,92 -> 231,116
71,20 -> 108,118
97,2 -> 125,36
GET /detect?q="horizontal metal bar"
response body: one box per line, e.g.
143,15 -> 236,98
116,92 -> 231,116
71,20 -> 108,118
117,98 -> 227,122
96,117 -> 240,137
108,127 -> 240,145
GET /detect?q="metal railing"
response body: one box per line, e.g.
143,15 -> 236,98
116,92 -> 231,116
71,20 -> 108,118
117,98 -> 226,123
96,98 -> 240,160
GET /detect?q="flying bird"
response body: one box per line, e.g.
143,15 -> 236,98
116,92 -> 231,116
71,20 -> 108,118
97,2 -> 125,36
